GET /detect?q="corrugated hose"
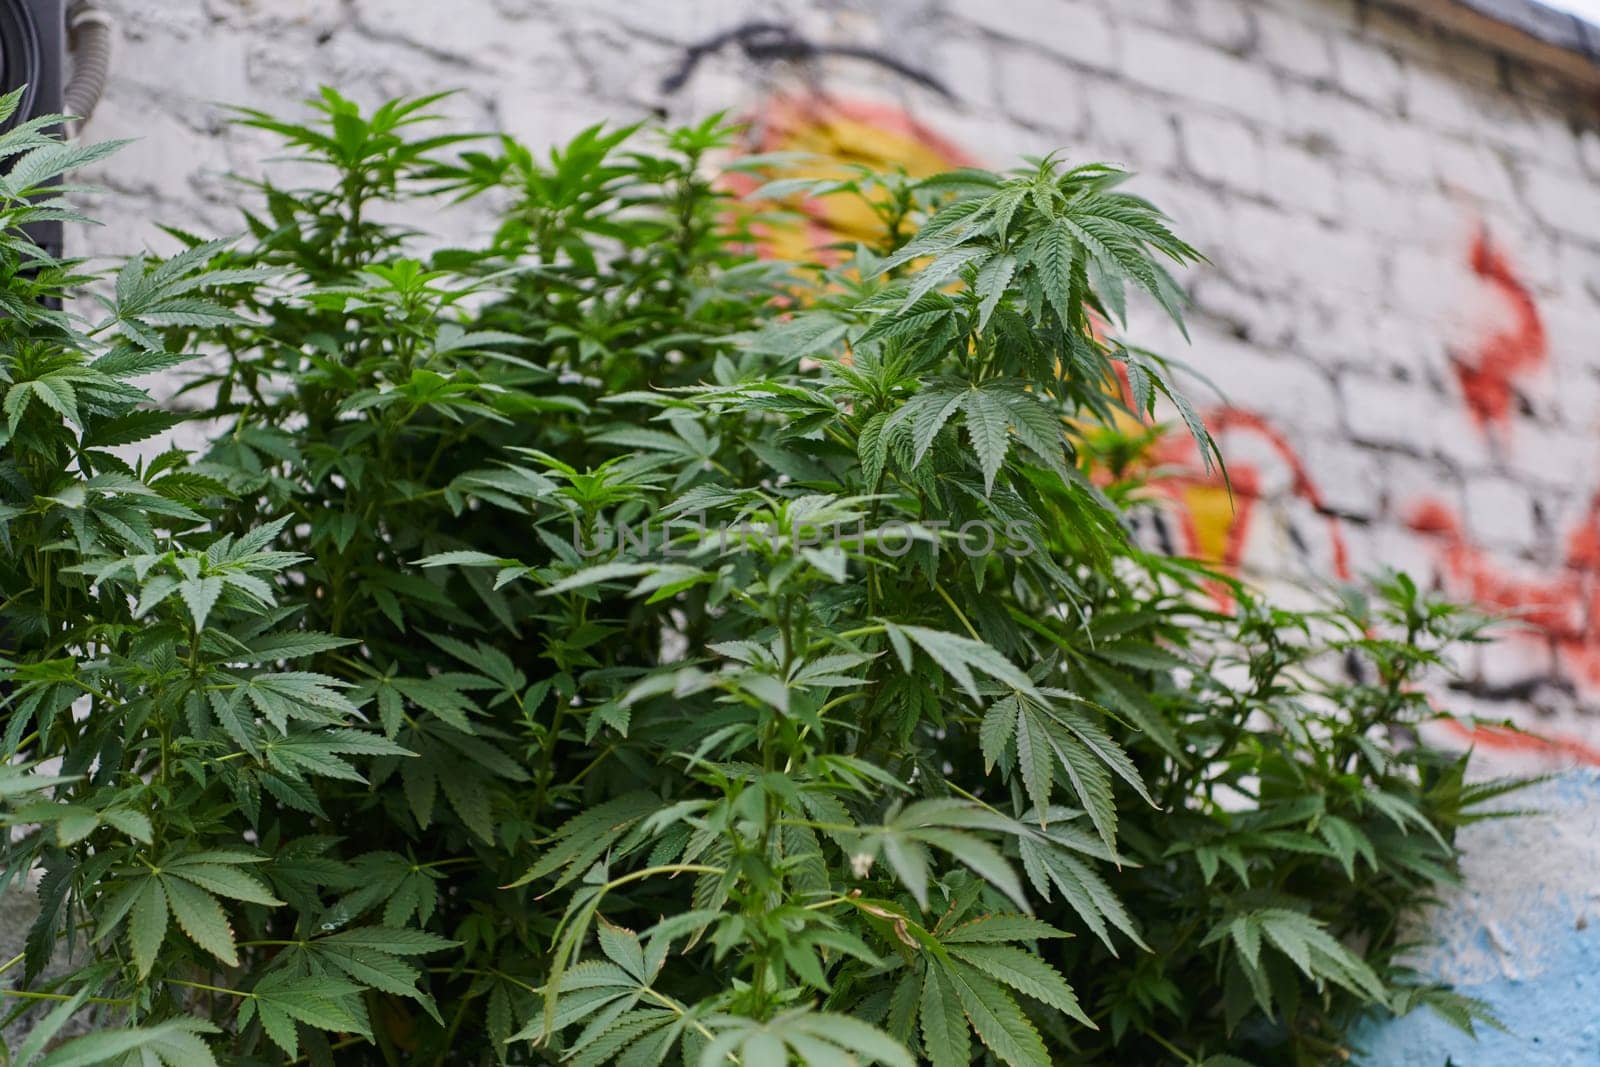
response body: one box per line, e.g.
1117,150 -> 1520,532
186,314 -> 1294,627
64,0 -> 111,132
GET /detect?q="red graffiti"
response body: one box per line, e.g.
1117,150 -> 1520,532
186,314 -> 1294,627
1148,408 -> 1352,610
1409,495 -> 1600,689
1398,228 -> 1600,764
1452,229 -> 1546,432
728,87 -> 1589,761
1437,719 -> 1600,766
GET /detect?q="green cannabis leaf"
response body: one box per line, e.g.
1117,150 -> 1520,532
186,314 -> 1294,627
0,89 -> 1516,1065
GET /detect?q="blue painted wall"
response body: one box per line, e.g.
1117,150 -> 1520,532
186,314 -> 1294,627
1354,772 -> 1600,1066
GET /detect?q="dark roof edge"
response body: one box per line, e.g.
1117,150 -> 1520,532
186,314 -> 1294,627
1457,0 -> 1600,57
1394,0 -> 1600,91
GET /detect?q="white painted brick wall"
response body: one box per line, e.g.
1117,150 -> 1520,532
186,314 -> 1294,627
59,0 -> 1600,750
12,0 -> 1598,1052
1465,474 -> 1540,551
967,0 -> 1119,71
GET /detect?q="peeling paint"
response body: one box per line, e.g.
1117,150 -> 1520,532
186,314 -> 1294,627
1355,772 -> 1600,1065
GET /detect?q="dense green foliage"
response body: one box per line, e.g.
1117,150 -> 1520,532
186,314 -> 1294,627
0,88 -> 1518,1066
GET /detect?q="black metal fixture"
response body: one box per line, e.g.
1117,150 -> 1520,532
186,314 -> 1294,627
0,0 -> 111,257
660,21 -> 953,100
0,0 -> 64,260
0,0 -> 63,131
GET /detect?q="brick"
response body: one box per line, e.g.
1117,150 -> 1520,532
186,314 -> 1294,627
1382,457 -> 1464,527
556,0 -> 752,42
1182,111 -> 1263,195
920,108 -> 1041,167
353,0 -> 529,62
1471,93 -> 1547,161
1252,0 -> 1361,31
1207,197 -> 1296,295
1340,372 -> 1430,450
565,25 -> 679,104
1281,218 -> 1385,301
1507,422 -> 1594,492
1261,138 -> 1339,219
1474,213 -> 1563,297
928,34 -> 999,111
1126,173 -> 1235,269
1503,111 -> 1587,178
1119,25 -> 1283,125
1464,619 -> 1563,687
1429,137 -> 1518,207
1360,115 -> 1435,185
1189,272 -> 1301,348
204,0 -> 346,31
84,94 -> 230,197
1465,476 -> 1538,552
964,0 -> 1118,72
1302,435 -> 1384,518
1388,246 -> 1466,329
1423,403 -> 1494,474
1404,64 -> 1477,137
1278,81 -> 1384,163
1556,235 -> 1600,305
110,0 -> 209,39
1300,299 -> 1404,379
1534,489 -> 1600,565
1525,170 -> 1600,247
1331,34 -> 1406,113
1080,82 -> 1180,173
1191,333 -> 1342,433
1360,308 -> 1446,386
1339,171 -> 1418,239
1255,6 -> 1335,81
113,24 -> 254,112
1544,298 -> 1600,376
310,34 -> 486,105
490,0 -> 540,18
1579,129 -> 1600,181
1181,0 -> 1258,54
498,93 -> 620,152
1276,87 -> 1432,188
998,49 -> 1091,136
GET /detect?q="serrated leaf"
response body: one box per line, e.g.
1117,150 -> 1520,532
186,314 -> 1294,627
128,879 -> 168,979
974,252 -> 1016,332
35,1017 -> 219,1067
166,863 -> 284,906
948,944 -> 1092,1026
942,914 -> 1067,944
160,875 -> 237,966
963,387 -> 1011,495
321,926 -> 458,956
946,964 -> 1049,1067
178,576 -> 224,631
920,965 -> 970,1067
889,624 -> 1039,702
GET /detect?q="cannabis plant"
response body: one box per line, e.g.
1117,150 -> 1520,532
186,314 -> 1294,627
1,89 -> 1512,1066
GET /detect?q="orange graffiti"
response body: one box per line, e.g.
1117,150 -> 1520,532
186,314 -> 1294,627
1452,229 -> 1546,433
730,93 -> 973,262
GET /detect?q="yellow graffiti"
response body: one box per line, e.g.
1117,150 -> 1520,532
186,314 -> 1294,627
737,94 -> 971,261
1180,484 -> 1236,564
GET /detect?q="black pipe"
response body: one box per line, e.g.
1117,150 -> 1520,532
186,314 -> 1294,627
660,21 -> 953,100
